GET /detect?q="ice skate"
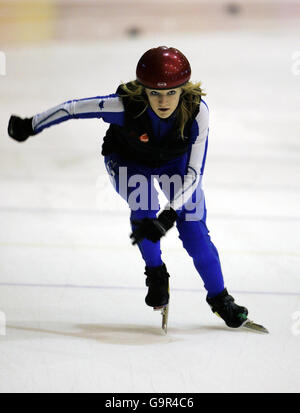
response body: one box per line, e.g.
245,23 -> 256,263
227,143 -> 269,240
144,263 -> 170,308
207,288 -> 268,333
206,288 -> 249,328
145,264 -> 170,333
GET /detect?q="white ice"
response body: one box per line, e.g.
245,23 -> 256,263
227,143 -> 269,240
0,28 -> 300,393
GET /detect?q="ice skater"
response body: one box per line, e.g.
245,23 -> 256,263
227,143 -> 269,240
8,46 -> 267,332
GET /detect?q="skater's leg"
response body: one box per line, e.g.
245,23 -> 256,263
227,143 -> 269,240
105,154 -> 163,267
176,217 -> 225,298
130,209 -> 163,268
154,160 -> 249,327
176,217 -> 248,327
104,155 -> 169,306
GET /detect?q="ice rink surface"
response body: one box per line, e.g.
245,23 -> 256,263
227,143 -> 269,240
1,28 -> 300,393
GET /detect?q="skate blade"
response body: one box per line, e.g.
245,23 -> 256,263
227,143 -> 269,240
161,304 -> 169,334
242,319 -> 269,334
153,304 -> 169,334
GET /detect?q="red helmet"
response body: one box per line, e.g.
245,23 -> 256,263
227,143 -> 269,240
136,46 -> 191,89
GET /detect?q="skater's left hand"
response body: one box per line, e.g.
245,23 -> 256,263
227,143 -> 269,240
130,208 -> 178,244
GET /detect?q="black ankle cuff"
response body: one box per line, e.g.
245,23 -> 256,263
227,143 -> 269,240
206,288 -> 230,306
145,263 -> 168,277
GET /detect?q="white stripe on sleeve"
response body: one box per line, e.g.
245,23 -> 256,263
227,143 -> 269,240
32,94 -> 124,133
166,100 -> 209,212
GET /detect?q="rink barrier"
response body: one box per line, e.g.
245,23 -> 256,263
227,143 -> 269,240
1,1 -> 300,45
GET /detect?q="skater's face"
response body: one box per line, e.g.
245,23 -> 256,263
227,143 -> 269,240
145,88 -> 182,119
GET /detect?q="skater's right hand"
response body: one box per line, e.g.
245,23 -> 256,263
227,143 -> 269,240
8,115 -> 34,142
130,207 -> 178,244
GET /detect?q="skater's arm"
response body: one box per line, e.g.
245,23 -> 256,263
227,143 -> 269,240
8,94 -> 124,141
166,100 -> 209,213
33,94 -> 124,134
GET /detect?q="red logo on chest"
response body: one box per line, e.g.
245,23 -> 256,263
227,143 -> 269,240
139,133 -> 149,143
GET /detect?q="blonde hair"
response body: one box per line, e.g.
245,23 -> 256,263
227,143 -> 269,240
119,80 -> 206,139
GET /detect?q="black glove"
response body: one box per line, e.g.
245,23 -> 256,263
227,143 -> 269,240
8,115 -> 34,142
130,208 -> 178,245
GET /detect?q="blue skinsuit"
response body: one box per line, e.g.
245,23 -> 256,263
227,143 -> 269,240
32,94 -> 225,297
104,106 -> 224,298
